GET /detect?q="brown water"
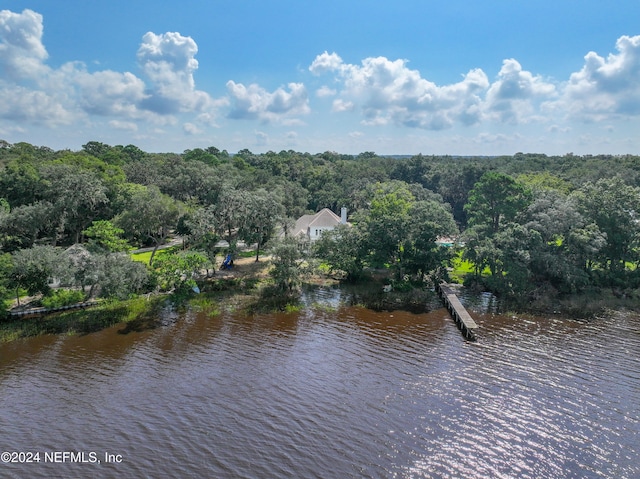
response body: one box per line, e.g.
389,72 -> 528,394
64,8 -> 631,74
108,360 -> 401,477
1,288 -> 639,478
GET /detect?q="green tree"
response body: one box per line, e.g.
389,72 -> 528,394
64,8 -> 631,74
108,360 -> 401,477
360,182 -> 415,278
0,202 -> 53,250
62,244 -> 97,294
0,160 -> 44,207
313,224 -> 366,282
354,181 -> 458,281
153,251 -> 209,292
183,148 -> 218,166
239,189 -> 284,262
82,220 -> 130,253
116,185 -> 183,266
213,187 -> 249,245
9,245 -> 65,304
465,172 -> 531,235
269,237 -> 306,294
0,253 -> 12,313
523,190 -> 604,293
462,173 -> 532,294
402,199 -> 458,281
95,253 -> 149,299
41,164 -> 110,244
185,206 -> 219,275
574,177 -> 640,280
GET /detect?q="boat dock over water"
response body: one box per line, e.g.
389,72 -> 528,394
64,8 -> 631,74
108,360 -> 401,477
436,283 -> 478,340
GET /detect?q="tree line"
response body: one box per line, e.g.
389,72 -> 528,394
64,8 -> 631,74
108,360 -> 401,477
2,139 -> 640,311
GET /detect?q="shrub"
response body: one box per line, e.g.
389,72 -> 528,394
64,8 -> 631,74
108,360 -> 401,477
41,289 -> 86,309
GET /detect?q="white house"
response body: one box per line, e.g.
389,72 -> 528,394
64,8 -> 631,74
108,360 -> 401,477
293,207 -> 348,241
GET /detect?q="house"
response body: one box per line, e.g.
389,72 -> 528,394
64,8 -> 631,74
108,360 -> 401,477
293,207 -> 348,241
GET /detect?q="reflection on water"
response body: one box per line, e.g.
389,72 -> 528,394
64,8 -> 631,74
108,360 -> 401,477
1,287 -> 639,478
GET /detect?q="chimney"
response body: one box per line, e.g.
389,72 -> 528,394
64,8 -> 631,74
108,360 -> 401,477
340,207 -> 347,224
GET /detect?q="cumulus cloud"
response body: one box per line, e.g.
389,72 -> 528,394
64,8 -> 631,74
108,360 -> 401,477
556,35 -> 640,120
0,9 -> 223,129
332,99 -> 354,112
183,122 -> 202,135
109,120 -> 138,131
137,31 -> 215,114
0,9 -> 72,125
309,51 -> 489,129
485,59 -> 556,123
309,51 -> 345,75
0,84 -> 73,125
309,42 -> 640,129
0,9 -> 48,79
72,67 -> 147,117
316,85 -> 337,97
226,81 -> 310,123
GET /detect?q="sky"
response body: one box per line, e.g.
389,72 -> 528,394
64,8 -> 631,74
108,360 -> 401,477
1,1 -> 640,156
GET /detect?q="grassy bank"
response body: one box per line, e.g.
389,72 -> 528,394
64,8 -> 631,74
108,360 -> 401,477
0,296 -> 165,343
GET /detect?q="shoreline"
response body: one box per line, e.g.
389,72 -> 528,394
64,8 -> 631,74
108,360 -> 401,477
3,256 -> 639,343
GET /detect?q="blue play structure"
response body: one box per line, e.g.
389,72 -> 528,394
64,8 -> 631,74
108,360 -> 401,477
221,254 -> 233,270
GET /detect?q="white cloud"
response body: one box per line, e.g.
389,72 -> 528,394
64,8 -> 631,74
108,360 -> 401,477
309,52 -> 490,130
0,10 -> 224,130
0,84 -> 73,125
309,51 -> 345,75
0,9 -> 49,79
555,35 -> 640,120
332,99 -> 354,112
72,67 -> 147,117
547,124 -> 571,134
137,31 -> 217,115
485,59 -> 556,123
109,120 -> 138,131
183,122 -> 202,135
226,81 -> 310,123
316,85 -> 336,97
475,132 -> 524,145
309,40 -> 640,131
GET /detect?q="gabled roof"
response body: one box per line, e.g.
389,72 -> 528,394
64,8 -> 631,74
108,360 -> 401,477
293,208 -> 342,236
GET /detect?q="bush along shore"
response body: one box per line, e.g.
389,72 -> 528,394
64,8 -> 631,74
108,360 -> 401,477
0,296 -> 165,343
1,254 -> 446,343
4,257 -> 640,343
4,144 -> 640,339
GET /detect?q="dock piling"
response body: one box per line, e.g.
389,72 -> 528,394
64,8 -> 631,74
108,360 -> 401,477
436,283 -> 478,340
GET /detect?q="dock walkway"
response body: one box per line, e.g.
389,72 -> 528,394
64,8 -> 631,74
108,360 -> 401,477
436,283 -> 478,340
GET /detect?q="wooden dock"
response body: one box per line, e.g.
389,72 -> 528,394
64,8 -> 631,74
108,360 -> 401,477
436,283 -> 478,340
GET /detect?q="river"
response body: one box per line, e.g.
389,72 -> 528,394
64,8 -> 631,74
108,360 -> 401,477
1,287 -> 639,478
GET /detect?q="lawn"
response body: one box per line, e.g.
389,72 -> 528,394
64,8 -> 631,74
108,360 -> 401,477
449,250 -> 488,283
129,245 -> 181,264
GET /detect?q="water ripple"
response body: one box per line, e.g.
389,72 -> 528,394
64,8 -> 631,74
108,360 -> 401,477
1,294 -> 639,478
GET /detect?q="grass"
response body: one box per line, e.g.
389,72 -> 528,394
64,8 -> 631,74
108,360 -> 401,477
449,251 -> 476,283
0,296 -> 164,343
188,296 -> 221,317
449,250 -> 492,283
129,245 -> 181,264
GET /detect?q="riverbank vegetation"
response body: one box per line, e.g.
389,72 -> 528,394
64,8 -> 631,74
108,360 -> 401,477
3,141 -> 640,340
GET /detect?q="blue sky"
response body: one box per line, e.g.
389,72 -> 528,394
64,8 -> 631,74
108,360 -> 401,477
1,1 -> 640,155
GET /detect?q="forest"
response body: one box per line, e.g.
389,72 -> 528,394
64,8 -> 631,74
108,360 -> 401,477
2,139 -> 640,319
